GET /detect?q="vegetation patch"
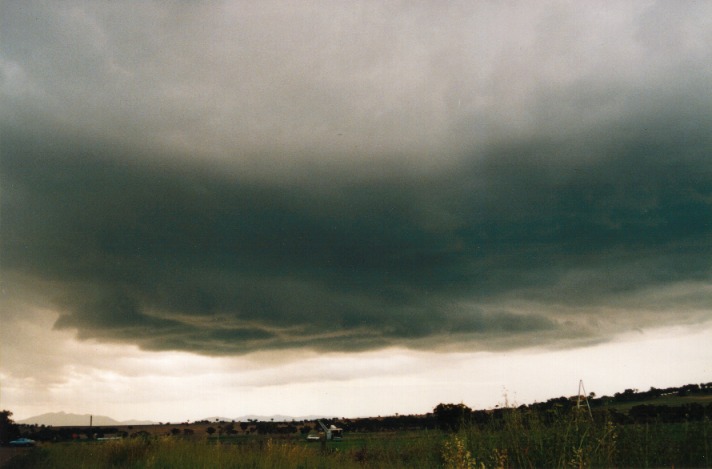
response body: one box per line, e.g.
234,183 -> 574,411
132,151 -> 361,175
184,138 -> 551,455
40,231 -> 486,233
3,383 -> 711,468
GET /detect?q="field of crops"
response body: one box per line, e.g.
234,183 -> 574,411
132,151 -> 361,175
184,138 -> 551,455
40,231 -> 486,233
6,408 -> 711,468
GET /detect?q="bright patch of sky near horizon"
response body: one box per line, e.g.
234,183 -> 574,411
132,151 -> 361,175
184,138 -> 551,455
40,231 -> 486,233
0,306 -> 712,423
3,308 -> 711,422
1,1 -> 712,421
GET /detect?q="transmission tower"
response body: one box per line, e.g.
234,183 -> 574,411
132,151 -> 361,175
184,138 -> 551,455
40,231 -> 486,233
576,380 -> 593,420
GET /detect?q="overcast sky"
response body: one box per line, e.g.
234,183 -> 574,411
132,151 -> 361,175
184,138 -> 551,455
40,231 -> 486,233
2,1 -> 711,422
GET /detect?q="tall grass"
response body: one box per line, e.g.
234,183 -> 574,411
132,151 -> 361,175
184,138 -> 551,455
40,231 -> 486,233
6,435 -> 442,469
8,411 -> 711,468
454,408 -> 711,468
457,408 -> 619,468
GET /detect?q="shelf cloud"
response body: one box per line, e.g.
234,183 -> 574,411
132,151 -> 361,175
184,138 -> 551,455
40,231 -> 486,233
2,1 -> 711,357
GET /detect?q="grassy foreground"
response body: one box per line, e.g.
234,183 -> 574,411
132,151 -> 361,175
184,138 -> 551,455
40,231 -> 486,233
7,410 -> 712,468
6,435 -> 443,469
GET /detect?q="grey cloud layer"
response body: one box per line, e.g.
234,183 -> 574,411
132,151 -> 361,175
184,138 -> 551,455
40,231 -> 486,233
2,1 -> 712,355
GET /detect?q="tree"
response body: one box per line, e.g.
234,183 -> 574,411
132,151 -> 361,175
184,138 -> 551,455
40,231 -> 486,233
433,403 -> 473,432
0,410 -> 20,444
206,427 -> 216,436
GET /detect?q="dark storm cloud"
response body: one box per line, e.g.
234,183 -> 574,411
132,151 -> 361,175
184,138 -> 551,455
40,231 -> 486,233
2,1 -> 712,355
3,109 -> 711,354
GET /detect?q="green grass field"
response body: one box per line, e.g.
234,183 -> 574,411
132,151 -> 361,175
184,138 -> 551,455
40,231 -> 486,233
6,408 -> 711,468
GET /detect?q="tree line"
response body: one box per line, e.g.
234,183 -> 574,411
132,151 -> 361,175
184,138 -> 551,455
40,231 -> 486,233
3,381 -> 711,442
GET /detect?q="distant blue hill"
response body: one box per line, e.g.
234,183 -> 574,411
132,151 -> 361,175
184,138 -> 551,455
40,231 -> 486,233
18,411 -> 155,427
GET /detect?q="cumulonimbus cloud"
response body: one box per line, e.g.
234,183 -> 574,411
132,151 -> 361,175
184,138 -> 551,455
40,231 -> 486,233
2,1 -> 711,356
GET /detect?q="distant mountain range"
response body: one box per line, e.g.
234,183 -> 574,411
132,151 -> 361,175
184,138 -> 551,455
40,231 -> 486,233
18,411 -> 332,427
18,412 -> 155,427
